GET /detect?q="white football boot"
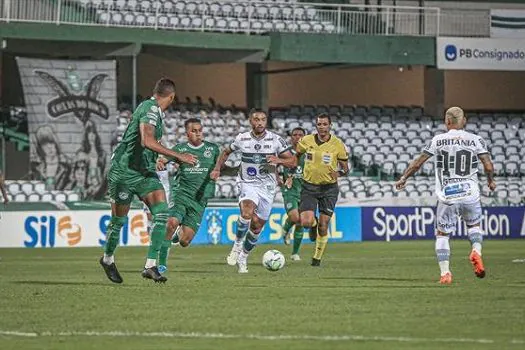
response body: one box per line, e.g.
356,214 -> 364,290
290,254 -> 301,261
226,240 -> 243,266
237,250 -> 249,274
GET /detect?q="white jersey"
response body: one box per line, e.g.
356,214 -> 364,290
230,130 -> 290,189
424,129 -> 489,203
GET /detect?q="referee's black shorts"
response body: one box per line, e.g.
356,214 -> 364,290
299,181 -> 339,217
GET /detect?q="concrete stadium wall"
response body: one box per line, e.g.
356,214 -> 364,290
135,56 -> 525,110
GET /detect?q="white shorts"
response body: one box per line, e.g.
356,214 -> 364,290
237,182 -> 276,221
436,199 -> 482,234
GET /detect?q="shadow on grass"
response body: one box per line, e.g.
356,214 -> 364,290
323,276 -> 427,282
12,280 -> 133,287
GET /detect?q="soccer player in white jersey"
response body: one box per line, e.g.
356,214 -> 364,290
395,107 -> 496,284
211,109 -> 297,273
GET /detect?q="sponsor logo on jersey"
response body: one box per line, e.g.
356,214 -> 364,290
254,144 -> 262,150
247,167 -> 257,176
436,139 -> 476,147
322,153 -> 332,164
206,210 -> 223,245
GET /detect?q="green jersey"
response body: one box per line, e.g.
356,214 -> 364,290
281,153 -> 305,195
170,141 -> 220,204
111,98 -> 164,174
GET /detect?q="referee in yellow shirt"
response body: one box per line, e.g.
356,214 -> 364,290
296,113 -> 349,266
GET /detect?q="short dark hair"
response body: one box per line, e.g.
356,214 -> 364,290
153,78 -> 176,97
248,108 -> 267,118
290,127 -> 306,135
184,118 -> 201,130
316,113 -> 331,124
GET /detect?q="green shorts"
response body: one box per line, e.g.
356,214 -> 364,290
282,191 -> 300,214
169,194 -> 206,232
107,165 -> 164,205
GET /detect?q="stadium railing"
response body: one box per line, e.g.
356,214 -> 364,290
0,0 -> 489,37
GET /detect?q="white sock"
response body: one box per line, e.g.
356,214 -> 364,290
435,235 -> 451,276
467,226 -> 483,256
145,258 -> 156,268
103,254 -> 114,265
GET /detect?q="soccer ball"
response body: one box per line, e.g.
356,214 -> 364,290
262,250 -> 285,271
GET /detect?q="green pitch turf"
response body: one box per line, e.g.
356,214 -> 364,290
0,241 -> 524,350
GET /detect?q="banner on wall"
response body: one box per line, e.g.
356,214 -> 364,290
436,37 -> 525,70
16,58 -> 117,200
0,207 -> 363,248
361,206 -> 525,241
491,9 -> 525,38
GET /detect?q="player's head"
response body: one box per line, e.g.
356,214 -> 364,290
249,109 -> 268,135
444,106 -> 466,130
315,113 -> 331,137
152,78 -> 176,110
289,127 -> 306,147
184,118 -> 203,146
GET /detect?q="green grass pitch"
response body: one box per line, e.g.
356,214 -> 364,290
0,241 -> 524,350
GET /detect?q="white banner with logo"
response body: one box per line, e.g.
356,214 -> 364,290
436,37 -> 525,70
491,9 -> 525,38
0,210 -> 148,248
16,58 -> 117,199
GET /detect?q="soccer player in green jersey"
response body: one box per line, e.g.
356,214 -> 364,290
155,118 -> 220,273
280,127 -> 307,261
100,78 -> 196,284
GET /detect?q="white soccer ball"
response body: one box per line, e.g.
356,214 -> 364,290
262,249 -> 286,271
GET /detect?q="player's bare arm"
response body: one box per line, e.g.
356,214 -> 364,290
210,147 -> 233,180
395,152 -> 431,190
479,153 -> 496,191
331,159 -> 350,180
0,171 -> 8,205
266,151 -> 297,168
140,123 -> 196,165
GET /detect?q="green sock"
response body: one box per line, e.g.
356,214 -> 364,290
158,239 -> 172,267
283,217 -> 294,234
104,216 -> 126,256
292,226 -> 304,255
147,209 -> 168,260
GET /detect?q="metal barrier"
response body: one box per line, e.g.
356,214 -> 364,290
1,0 -> 493,37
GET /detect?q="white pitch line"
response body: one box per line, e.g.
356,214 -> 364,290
1,330 -> 522,345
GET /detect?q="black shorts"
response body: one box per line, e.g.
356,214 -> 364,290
299,181 -> 339,217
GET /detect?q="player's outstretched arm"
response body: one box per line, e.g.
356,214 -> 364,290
479,154 -> 496,191
139,123 -> 196,165
211,147 -> 233,180
267,151 -> 297,169
395,153 -> 431,190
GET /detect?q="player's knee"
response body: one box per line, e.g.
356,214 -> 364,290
300,216 -> 311,228
179,239 -> 190,247
289,211 -> 300,224
318,221 -> 329,235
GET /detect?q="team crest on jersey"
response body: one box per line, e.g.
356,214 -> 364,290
203,149 -> 212,158
118,192 -> 129,200
206,210 -> 223,245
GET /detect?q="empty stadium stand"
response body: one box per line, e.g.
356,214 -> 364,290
4,102 -> 524,204
76,0 -> 338,34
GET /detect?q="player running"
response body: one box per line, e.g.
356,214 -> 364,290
155,118 -> 220,273
211,109 -> 297,273
395,106 -> 496,284
279,127 -> 307,261
100,78 -> 196,284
